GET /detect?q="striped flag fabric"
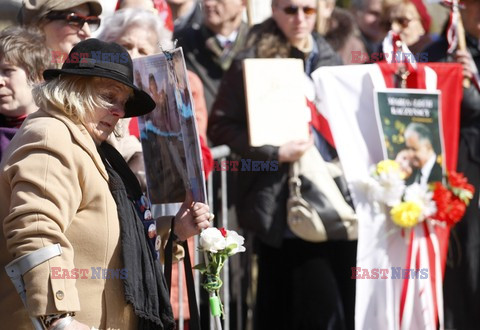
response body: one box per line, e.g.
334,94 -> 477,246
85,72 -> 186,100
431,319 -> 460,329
311,62 -> 463,330
443,0 -> 460,54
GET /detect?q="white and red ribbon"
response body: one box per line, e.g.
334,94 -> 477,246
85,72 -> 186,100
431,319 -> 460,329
399,222 -> 444,330
443,0 -> 460,54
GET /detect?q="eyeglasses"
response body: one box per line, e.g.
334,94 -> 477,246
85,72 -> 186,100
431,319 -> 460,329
280,5 -> 317,16
45,12 -> 101,32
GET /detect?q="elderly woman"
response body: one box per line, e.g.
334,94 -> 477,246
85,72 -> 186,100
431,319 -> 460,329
378,0 -> 433,56
0,39 -> 211,330
19,0 -> 102,56
97,8 -> 212,326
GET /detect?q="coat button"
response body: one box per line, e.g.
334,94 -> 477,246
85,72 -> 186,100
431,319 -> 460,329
56,290 -> 65,300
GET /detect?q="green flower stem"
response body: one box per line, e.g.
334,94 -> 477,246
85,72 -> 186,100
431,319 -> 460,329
201,252 -> 229,319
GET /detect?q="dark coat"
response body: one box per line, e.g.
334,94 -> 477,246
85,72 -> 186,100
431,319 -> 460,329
424,34 -> 480,330
208,21 -> 342,247
175,22 -> 249,113
172,1 -> 203,39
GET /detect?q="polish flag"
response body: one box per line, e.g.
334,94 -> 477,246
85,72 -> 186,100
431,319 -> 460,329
311,62 -> 463,330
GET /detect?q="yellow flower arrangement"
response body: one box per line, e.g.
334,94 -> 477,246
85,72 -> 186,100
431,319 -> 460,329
376,159 -> 401,175
367,160 -> 474,230
390,201 -> 422,228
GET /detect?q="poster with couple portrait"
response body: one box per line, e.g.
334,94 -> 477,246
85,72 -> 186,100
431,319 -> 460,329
374,89 -> 445,186
133,48 -> 206,204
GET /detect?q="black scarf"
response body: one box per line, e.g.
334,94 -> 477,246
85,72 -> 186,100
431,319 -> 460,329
97,142 -> 175,330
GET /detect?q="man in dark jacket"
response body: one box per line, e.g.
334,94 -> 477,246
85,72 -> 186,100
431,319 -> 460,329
404,122 -> 443,185
175,0 -> 248,113
169,0 -> 203,37
424,0 -> 480,328
208,0 -> 356,329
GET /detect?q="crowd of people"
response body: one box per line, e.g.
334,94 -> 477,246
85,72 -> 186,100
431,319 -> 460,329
0,0 -> 479,329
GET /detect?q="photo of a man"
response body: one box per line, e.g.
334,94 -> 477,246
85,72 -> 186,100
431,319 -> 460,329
403,122 -> 443,185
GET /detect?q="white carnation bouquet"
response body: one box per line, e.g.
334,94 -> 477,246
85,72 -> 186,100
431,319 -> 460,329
194,227 -> 246,319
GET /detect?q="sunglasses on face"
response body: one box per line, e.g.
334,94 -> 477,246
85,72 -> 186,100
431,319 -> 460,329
45,12 -> 101,32
280,5 -> 317,16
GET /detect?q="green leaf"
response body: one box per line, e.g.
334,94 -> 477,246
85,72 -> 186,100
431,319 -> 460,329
224,244 -> 237,254
193,263 -> 207,273
455,190 -> 473,205
451,187 -> 462,197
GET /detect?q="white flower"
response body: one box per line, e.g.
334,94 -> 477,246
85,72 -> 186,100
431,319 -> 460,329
404,183 -> 437,220
199,228 -> 226,253
225,230 -> 246,256
363,170 -> 405,207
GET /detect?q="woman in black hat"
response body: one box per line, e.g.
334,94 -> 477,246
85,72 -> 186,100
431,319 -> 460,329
0,39 -> 211,330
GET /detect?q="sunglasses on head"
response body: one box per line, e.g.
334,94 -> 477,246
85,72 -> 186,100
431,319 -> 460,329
45,12 -> 101,32
281,5 -> 317,16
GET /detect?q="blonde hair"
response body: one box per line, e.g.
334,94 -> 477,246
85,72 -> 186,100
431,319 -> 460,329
33,75 -> 131,135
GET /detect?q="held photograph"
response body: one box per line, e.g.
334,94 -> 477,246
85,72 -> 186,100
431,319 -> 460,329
133,48 -> 206,204
374,89 -> 445,186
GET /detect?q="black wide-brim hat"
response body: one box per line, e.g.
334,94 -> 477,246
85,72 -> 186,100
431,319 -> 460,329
43,38 -> 155,118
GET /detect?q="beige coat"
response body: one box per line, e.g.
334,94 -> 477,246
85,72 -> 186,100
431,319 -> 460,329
0,107 -> 179,329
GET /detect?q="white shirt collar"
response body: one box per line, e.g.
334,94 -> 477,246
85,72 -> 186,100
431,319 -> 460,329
216,30 -> 238,48
420,153 -> 437,186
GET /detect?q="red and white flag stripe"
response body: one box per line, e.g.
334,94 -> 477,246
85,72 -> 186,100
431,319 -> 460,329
312,59 -> 463,329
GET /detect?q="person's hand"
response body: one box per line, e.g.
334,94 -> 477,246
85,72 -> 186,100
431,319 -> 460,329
50,319 -> 90,330
174,193 -> 211,241
455,49 -> 477,80
278,135 -> 314,163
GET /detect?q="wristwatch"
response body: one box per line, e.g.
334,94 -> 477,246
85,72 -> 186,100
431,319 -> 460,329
40,312 -> 75,329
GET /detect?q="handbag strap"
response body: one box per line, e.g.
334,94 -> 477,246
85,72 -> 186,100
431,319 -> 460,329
165,219 -> 201,330
288,161 -> 302,198
181,240 -> 201,329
